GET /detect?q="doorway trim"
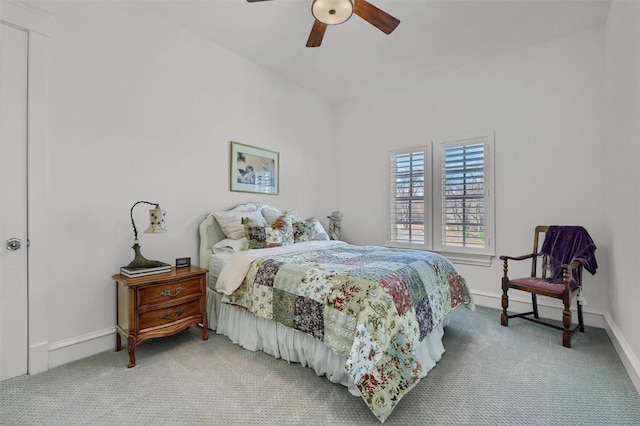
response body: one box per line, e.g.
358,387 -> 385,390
2,0 -> 50,375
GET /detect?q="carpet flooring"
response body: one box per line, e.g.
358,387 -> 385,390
1,306 -> 639,425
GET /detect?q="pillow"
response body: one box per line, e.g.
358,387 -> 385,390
293,217 -> 329,243
261,205 -> 300,224
213,208 -> 266,240
212,237 -> 248,254
244,214 -> 294,249
260,205 -> 283,224
244,218 -> 267,249
285,209 -> 300,221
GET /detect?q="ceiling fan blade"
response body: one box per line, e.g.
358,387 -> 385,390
246,0 -> 272,2
306,20 -> 327,48
353,0 -> 400,35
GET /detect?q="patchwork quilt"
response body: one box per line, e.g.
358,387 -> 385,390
221,244 -> 474,422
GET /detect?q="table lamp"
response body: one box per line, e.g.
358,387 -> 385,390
126,201 -> 167,269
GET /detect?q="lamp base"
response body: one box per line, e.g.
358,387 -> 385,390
126,242 -> 166,269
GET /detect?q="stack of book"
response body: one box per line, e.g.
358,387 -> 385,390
120,262 -> 172,278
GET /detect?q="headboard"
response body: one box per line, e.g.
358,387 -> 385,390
198,213 -> 226,270
198,202 -> 266,270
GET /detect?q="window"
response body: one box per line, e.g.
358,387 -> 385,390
388,133 -> 494,265
388,146 -> 431,246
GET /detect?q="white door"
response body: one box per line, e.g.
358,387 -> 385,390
0,22 -> 29,381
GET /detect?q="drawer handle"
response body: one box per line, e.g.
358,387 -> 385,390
160,287 -> 185,297
159,309 -> 184,320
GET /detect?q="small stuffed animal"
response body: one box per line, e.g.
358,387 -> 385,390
327,211 -> 343,241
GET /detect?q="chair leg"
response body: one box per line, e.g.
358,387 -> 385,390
531,294 -> 539,319
577,300 -> 585,333
562,301 -> 573,348
501,281 -> 509,327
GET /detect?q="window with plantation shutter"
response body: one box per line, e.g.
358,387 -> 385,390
388,147 -> 430,247
388,133 -> 495,265
441,141 -> 486,248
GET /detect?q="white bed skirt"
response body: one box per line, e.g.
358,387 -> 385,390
206,288 -> 447,396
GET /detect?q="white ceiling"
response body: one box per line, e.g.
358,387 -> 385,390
137,0 -> 611,104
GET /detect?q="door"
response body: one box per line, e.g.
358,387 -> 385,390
0,22 -> 29,381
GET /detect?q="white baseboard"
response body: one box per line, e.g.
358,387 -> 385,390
471,290 -> 605,328
47,327 -> 116,370
603,312 -> 640,395
29,341 -> 49,375
36,293 -> 640,397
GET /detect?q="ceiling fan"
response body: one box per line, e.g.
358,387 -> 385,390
247,0 -> 400,47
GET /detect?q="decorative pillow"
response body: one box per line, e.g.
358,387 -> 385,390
293,217 -> 329,243
212,237 -> 248,254
243,217 -> 267,249
244,214 -> 294,249
269,214 -> 294,242
213,207 -> 266,240
285,209 -> 300,221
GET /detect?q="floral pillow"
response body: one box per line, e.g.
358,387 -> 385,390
293,217 -> 329,243
244,214 -> 294,249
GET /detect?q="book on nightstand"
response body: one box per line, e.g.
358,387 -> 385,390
120,262 -> 172,278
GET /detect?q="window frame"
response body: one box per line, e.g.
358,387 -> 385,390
388,132 -> 495,266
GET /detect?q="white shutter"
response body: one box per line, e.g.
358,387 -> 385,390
434,133 -> 495,256
388,146 -> 431,248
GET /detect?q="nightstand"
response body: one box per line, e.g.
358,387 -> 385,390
113,266 -> 208,368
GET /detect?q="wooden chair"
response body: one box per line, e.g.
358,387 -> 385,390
500,225 -> 597,348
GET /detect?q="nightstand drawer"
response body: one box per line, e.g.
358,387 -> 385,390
138,277 -> 202,307
138,299 -> 201,330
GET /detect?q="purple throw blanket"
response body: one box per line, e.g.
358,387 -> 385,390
540,226 -> 597,284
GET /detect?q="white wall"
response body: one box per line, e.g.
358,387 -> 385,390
31,1 -> 336,367
334,27 -> 608,321
604,0 -> 640,390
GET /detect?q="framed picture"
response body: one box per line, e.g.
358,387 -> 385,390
230,141 -> 279,195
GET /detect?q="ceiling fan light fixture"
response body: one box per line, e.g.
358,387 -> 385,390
311,0 -> 354,25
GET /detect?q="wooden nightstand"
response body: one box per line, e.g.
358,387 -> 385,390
113,266 -> 208,368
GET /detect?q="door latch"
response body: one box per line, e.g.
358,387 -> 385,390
6,238 -> 22,251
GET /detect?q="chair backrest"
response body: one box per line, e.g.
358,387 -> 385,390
531,225 -> 585,285
531,225 -> 549,278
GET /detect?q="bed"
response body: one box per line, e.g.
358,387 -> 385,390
199,203 -> 474,422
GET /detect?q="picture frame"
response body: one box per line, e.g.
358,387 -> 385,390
230,141 -> 279,195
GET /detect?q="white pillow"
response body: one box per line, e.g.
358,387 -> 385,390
213,205 -> 266,239
213,237 -> 248,254
261,205 -> 300,224
261,205 -> 283,224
